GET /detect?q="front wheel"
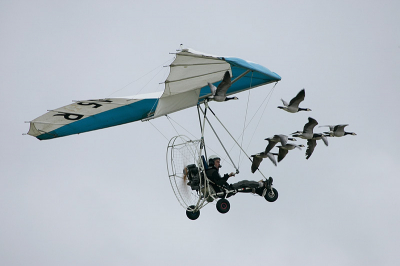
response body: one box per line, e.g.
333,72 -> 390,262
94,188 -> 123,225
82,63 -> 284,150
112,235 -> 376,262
216,199 -> 230,213
186,205 -> 200,220
264,188 -> 278,202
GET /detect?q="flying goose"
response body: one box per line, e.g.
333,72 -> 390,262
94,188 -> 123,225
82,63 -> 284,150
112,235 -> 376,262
276,144 -> 305,162
305,133 -> 329,160
278,89 -> 311,113
208,71 -> 238,102
319,124 -> 357,137
251,152 -> 278,173
292,117 -> 319,140
264,134 -> 296,153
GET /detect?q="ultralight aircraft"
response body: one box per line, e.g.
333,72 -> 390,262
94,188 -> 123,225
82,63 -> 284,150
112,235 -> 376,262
26,48 -> 282,220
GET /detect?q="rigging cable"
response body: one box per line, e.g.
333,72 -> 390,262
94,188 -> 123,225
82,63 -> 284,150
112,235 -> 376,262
243,81 -> 278,152
147,120 -> 169,141
107,58 -> 173,98
238,71 -> 253,170
166,115 -> 182,137
166,113 -> 220,158
222,81 -> 278,165
203,105 -> 268,179
199,106 -> 239,174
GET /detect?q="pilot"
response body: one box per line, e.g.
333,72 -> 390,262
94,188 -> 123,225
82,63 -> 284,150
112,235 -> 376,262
205,155 -> 271,195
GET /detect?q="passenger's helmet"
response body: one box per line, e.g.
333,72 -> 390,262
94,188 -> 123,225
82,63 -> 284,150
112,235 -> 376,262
208,155 -> 221,167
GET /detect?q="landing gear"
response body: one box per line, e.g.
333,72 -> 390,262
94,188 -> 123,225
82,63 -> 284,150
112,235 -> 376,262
186,205 -> 200,220
264,188 -> 278,202
216,199 -> 230,213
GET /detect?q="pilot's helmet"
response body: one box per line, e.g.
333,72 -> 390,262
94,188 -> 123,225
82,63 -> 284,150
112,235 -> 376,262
208,155 -> 221,167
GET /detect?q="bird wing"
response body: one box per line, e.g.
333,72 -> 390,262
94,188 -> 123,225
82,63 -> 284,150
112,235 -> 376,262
288,89 -> 305,108
277,147 -> 288,162
264,139 -> 277,153
333,124 -> 348,133
281,99 -> 289,106
215,71 -> 231,96
303,117 -> 318,134
251,155 -> 263,173
321,135 -> 329,146
306,139 -> 316,159
208,82 -> 217,96
266,153 -> 277,166
319,125 -> 335,131
276,134 -> 289,146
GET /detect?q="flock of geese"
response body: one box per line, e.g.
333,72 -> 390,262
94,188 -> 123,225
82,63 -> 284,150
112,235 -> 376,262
250,89 -> 357,173
205,71 -> 356,174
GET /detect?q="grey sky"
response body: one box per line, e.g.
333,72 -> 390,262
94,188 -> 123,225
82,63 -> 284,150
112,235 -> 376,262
1,0 -> 400,265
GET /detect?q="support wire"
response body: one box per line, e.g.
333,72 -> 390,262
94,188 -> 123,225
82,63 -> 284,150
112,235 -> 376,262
198,105 -> 239,174
204,105 -> 268,179
148,120 -> 169,141
238,71 -> 253,170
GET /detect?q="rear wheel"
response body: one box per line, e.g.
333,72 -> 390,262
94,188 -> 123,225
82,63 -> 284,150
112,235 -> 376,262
264,188 -> 278,202
186,205 -> 200,220
216,199 -> 230,213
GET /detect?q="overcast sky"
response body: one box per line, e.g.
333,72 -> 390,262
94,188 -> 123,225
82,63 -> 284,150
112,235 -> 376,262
1,0 -> 400,265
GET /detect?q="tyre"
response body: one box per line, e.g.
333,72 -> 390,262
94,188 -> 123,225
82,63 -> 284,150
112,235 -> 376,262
186,205 -> 200,220
264,188 -> 278,202
216,199 -> 230,213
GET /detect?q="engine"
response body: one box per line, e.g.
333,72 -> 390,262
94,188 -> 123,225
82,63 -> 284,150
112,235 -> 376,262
185,164 -> 200,190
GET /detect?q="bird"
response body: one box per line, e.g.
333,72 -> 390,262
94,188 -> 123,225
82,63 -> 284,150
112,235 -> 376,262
305,133 -> 329,159
251,152 -> 278,173
292,117 -> 319,140
264,134 -> 296,153
277,89 -> 311,113
276,144 -> 305,162
207,71 -> 238,102
319,124 -> 357,137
